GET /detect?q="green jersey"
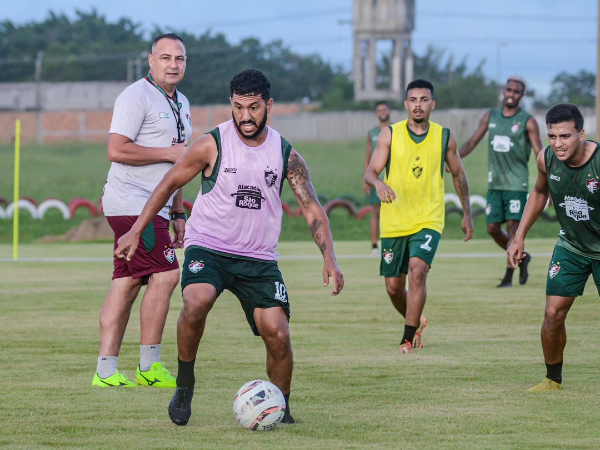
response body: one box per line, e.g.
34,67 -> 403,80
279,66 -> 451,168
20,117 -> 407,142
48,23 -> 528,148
487,108 -> 533,192
546,143 -> 600,259
368,126 -> 383,152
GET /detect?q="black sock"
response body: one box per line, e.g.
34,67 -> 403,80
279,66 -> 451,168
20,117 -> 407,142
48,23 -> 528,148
545,361 -> 563,384
176,358 -> 196,388
503,268 -> 514,282
401,325 -> 418,345
283,393 -> 290,416
372,243 -> 378,249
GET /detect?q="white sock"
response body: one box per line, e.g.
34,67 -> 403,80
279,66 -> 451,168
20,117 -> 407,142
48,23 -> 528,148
97,356 -> 118,379
140,344 -> 161,371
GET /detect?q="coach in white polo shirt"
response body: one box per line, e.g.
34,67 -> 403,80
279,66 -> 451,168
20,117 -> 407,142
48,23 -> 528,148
93,33 -> 191,388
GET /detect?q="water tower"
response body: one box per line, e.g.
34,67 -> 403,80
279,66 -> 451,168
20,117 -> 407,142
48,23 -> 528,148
353,0 -> 415,101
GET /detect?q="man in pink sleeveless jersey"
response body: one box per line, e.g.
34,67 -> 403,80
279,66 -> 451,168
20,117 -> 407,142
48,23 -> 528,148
114,69 -> 345,426
93,33 -> 190,389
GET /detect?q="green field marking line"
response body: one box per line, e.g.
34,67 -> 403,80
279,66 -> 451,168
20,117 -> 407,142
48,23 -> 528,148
0,252 -> 553,263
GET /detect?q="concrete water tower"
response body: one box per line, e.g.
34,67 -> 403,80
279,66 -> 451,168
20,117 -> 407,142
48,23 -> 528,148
353,0 -> 415,101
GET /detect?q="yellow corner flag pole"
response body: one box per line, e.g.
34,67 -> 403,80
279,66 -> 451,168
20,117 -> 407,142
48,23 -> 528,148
13,119 -> 21,260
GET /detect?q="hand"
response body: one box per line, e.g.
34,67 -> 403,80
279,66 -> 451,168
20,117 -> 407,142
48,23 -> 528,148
461,214 -> 474,242
322,259 -> 344,296
507,239 -> 525,269
171,141 -> 188,162
114,229 -> 140,261
376,181 -> 396,203
172,218 -> 186,249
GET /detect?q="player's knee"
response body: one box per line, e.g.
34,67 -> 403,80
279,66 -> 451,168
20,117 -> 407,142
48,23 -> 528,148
487,223 -> 501,237
543,304 -> 568,327
386,284 -> 405,299
182,295 -> 213,322
408,265 -> 428,284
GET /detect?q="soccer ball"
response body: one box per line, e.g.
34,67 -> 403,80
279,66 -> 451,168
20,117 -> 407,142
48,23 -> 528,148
233,380 -> 286,431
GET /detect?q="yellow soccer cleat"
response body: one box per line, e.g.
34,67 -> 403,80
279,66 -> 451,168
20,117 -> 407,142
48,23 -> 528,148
528,378 -> 562,392
92,370 -> 136,387
135,362 -> 177,388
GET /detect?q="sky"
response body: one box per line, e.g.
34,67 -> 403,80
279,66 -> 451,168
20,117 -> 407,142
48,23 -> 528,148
2,0 -> 597,98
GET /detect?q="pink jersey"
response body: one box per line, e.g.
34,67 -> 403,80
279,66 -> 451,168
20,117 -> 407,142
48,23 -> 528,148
185,120 -> 291,261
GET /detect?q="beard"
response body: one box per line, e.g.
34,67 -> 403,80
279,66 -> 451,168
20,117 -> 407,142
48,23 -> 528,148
232,110 -> 268,139
379,114 -> 390,123
413,117 -> 425,124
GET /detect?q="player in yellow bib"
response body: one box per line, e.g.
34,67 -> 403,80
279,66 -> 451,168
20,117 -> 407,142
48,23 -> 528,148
365,79 -> 474,353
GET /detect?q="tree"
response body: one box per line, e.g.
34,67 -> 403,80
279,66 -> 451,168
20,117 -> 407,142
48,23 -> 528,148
534,70 -> 595,108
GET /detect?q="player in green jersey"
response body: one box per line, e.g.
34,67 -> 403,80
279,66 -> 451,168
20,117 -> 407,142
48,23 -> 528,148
508,104 -> 600,391
364,101 -> 392,254
460,77 -> 543,287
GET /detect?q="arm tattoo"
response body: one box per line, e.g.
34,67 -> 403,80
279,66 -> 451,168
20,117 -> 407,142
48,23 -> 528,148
310,219 -> 327,254
287,151 -> 318,209
455,172 -> 472,216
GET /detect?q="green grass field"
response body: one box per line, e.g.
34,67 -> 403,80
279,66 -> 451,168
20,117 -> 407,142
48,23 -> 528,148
0,138 -> 558,244
2,239 -> 600,449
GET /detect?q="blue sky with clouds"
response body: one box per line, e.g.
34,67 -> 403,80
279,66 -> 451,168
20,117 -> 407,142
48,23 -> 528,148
3,0 -> 597,97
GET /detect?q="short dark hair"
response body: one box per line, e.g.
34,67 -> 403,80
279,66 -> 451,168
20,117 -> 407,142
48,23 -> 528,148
152,33 -> 185,52
546,103 -> 584,131
375,101 -> 390,109
406,79 -> 434,97
230,69 -> 272,101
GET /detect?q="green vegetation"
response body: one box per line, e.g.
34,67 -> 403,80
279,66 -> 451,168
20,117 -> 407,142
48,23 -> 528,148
1,239 -> 599,448
0,138 -> 560,244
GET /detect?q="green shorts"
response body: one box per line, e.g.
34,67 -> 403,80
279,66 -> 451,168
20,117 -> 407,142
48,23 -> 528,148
546,245 -> 600,297
181,246 -> 290,336
486,189 -> 528,224
380,229 -> 441,277
369,188 -> 381,205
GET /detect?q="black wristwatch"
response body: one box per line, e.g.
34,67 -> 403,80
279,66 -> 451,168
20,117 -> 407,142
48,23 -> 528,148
170,211 -> 187,221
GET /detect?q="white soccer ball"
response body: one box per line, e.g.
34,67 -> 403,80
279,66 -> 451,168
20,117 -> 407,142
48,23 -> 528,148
233,380 -> 286,431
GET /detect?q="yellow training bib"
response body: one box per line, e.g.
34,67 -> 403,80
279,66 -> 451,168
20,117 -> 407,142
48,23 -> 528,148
380,120 -> 445,237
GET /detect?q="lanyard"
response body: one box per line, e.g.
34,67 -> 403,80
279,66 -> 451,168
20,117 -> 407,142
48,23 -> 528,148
146,72 -> 185,143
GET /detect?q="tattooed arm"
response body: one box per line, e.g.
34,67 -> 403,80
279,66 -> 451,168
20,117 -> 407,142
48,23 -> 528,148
287,149 -> 344,295
445,131 -> 474,242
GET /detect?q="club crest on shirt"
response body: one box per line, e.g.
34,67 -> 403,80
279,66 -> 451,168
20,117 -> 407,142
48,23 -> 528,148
511,123 -> 521,133
548,263 -> 560,279
586,178 -> 599,194
231,184 -> 265,210
189,260 -> 204,273
264,168 -> 278,188
164,247 -> 175,264
412,163 -> 423,179
383,249 -> 394,264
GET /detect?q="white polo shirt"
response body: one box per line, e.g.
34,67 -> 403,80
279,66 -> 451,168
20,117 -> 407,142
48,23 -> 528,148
102,78 -> 192,219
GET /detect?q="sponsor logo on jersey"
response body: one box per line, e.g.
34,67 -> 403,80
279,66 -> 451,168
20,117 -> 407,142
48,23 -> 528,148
550,174 -> 561,181
159,112 -> 170,118
224,167 -> 237,173
548,263 -> 560,279
164,247 -> 175,264
412,163 -> 423,179
586,178 -> 599,194
189,260 -> 204,273
185,113 -> 192,127
511,123 -> 521,133
489,123 -> 497,128
383,250 -> 394,264
231,184 -> 265,210
490,135 -> 514,153
559,195 -> 595,221
264,168 -> 278,188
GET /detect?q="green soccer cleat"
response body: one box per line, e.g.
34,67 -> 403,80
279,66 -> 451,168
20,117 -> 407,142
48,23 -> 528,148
135,362 -> 177,388
92,370 -> 136,387
528,378 -> 562,392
